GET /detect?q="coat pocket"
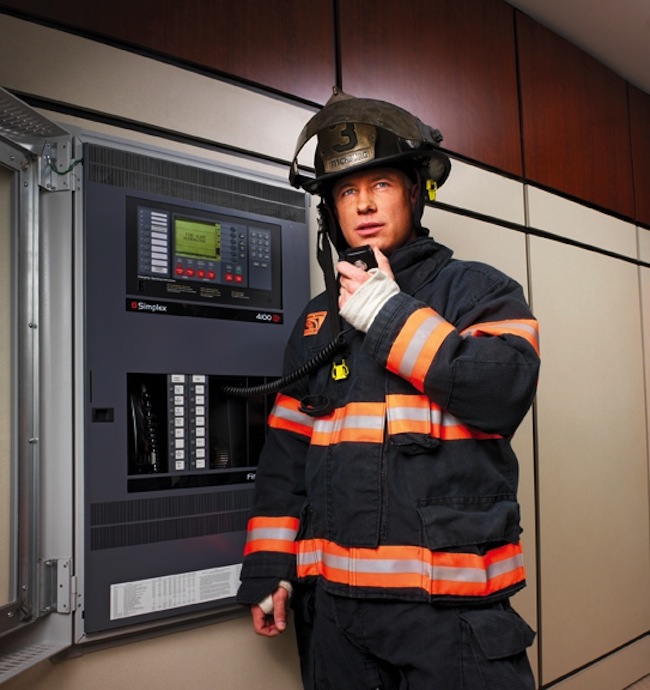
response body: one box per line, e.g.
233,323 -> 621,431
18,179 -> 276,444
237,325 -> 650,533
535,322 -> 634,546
417,495 -> 521,551
459,603 -> 536,689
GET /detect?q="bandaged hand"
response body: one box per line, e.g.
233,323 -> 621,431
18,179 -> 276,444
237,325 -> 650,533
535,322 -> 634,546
340,268 -> 400,332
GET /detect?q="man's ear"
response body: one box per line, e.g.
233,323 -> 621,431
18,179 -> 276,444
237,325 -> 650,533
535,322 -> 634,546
409,179 -> 420,212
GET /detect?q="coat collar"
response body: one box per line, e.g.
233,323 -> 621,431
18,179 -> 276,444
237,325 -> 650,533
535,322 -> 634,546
390,234 -> 453,295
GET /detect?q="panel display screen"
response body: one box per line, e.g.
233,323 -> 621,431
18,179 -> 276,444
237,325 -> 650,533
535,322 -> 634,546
174,218 -> 221,261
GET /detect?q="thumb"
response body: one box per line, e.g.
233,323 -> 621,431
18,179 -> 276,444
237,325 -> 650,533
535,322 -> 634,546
272,587 -> 289,631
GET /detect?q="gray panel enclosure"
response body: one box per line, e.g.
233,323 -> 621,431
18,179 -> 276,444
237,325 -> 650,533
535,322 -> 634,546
82,143 -> 310,634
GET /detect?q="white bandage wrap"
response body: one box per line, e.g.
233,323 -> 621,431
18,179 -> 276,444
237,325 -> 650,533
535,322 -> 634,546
257,580 -> 293,615
340,269 -> 400,333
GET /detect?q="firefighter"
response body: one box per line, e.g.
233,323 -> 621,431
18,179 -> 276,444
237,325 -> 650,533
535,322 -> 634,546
237,87 -> 540,689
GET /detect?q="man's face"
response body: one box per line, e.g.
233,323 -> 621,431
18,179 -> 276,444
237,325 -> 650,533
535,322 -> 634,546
331,167 -> 418,254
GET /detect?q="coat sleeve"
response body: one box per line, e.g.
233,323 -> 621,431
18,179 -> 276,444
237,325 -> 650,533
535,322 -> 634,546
236,308 -> 315,605
365,262 -> 540,437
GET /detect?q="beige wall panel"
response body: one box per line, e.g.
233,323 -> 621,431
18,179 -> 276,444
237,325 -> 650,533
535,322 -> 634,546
527,186 -> 637,258
2,616 -> 303,690
424,206 -> 529,291
638,226 -> 650,263
0,15 -> 314,167
437,158 -> 526,226
548,635 -> 650,690
529,236 -> 650,684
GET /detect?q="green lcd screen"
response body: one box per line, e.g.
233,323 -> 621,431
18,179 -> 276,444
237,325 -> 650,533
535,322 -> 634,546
174,218 -> 221,260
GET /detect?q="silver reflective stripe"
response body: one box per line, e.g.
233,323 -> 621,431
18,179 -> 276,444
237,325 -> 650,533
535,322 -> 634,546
247,526 -> 298,542
399,314 -> 447,377
299,547 -> 324,567
273,403 -> 314,428
386,399 -> 465,429
330,554 -> 424,576
314,413 -> 384,435
487,553 -> 524,578
387,404 -> 430,424
432,407 -> 463,429
431,565 -> 487,583
297,550 -> 522,584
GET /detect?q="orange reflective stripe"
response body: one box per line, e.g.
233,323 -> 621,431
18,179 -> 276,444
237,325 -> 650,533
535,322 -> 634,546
297,539 -> 525,597
244,516 -> 299,556
386,395 -> 503,440
245,539 -> 297,556
268,394 -> 314,438
431,424 -> 502,441
461,318 -> 540,356
311,402 -> 385,445
387,308 -> 455,391
430,407 -> 503,440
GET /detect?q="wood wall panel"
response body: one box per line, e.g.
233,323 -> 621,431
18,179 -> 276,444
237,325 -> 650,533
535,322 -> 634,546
0,0 -> 646,226
629,86 -> 650,227
517,13 -> 635,221
0,0 -> 335,103
338,0 -> 522,177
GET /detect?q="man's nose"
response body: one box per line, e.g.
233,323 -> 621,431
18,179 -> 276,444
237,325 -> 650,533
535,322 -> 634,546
357,188 -> 376,212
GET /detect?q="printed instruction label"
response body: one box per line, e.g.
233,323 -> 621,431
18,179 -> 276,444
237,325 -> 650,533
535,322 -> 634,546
110,563 -> 242,620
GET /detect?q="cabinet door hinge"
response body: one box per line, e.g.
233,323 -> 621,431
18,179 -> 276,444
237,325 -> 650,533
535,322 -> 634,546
39,139 -> 81,192
40,558 -> 73,615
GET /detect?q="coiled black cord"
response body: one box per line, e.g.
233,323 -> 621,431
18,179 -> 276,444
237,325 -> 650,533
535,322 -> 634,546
219,333 -> 348,398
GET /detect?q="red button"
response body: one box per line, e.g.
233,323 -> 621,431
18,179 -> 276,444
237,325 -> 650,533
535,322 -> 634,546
175,265 -> 184,276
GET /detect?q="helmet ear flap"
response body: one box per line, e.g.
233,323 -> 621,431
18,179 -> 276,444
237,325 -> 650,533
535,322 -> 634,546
409,169 -> 433,236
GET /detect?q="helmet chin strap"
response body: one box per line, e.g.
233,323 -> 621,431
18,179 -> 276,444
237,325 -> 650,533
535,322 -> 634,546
316,200 -> 344,339
316,202 -> 353,381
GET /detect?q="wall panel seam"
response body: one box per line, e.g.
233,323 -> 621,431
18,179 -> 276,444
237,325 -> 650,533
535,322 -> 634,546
436,201 -> 650,268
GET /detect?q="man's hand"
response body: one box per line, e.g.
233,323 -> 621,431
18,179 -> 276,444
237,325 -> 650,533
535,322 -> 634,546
251,585 -> 290,637
337,247 -> 392,310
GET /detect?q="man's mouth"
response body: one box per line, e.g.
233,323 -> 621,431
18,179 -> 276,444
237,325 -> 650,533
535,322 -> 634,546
356,222 -> 383,235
